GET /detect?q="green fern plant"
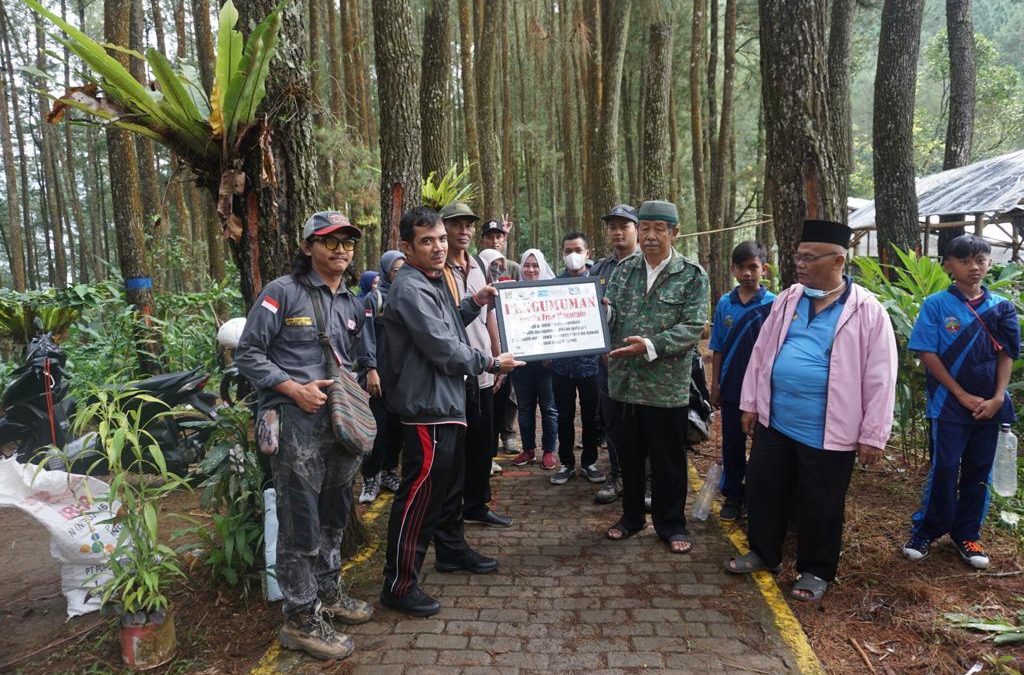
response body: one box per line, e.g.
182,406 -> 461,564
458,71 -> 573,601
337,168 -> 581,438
422,164 -> 476,211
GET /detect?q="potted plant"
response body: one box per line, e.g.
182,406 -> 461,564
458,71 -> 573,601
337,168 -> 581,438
76,388 -> 191,670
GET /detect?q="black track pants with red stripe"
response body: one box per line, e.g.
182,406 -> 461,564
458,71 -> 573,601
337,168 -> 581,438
382,422 -> 468,597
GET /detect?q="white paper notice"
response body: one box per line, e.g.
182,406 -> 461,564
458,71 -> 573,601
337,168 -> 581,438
497,280 -> 609,360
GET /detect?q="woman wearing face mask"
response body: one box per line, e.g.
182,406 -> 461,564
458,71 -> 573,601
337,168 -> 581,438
478,248 -> 512,283
510,250 -> 560,470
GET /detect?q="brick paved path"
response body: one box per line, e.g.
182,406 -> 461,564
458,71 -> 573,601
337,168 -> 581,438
257,451 -> 811,674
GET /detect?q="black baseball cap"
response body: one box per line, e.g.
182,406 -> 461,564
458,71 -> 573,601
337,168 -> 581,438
601,204 -> 638,224
480,219 -> 508,236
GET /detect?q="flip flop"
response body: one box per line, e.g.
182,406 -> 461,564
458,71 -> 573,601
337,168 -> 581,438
606,520 -> 645,541
790,573 -> 829,602
667,534 -> 692,554
722,552 -> 781,574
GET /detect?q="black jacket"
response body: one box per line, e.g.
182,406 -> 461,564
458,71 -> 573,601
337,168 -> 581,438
380,262 -> 490,424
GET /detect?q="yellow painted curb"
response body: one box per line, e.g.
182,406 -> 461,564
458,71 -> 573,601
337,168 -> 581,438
249,494 -> 394,675
688,463 -> 825,675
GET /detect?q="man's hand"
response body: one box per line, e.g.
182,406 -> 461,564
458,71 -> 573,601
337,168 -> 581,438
473,285 -> 499,309
283,379 -> 333,413
496,352 -> 526,374
366,369 -> 382,398
609,335 -> 647,359
494,373 -> 506,391
709,383 -> 721,410
857,443 -> 884,467
740,411 -> 758,437
956,391 -> 985,413
973,397 -> 1003,420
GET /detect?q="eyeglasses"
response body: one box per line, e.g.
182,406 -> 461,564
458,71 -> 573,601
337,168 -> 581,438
315,236 -> 357,252
792,252 -> 839,265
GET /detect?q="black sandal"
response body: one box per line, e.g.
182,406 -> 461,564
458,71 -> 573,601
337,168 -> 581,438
606,520 -> 645,541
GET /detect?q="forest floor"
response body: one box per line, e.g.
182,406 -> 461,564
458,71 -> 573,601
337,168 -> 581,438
1,375 -> 1023,672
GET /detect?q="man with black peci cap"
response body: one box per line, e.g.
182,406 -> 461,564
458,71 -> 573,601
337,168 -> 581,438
724,219 -> 897,604
235,211 -> 373,661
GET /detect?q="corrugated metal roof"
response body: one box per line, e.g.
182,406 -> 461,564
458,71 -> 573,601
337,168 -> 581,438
849,148 -> 1024,229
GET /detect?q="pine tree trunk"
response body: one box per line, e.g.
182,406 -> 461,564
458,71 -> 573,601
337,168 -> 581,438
938,0 -> 975,257
710,0 -> 737,299
499,0 -> 514,220
130,0 -> 165,246
420,0 -> 451,180
689,0 -> 709,266
592,0 -> 631,250
340,0 -> 370,146
0,50 -> 25,290
35,17 -> 68,287
759,0 -> 842,285
326,0 -> 345,127
456,0 -> 482,209
827,0 -> 855,204
475,1 -> 500,219
190,0 -> 215,95
558,1 -> 579,233
105,0 -> 161,373
873,0 -> 925,262
371,0 -> 422,249
641,19 -> 673,204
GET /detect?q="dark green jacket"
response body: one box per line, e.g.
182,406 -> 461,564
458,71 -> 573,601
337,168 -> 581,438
605,249 -> 709,408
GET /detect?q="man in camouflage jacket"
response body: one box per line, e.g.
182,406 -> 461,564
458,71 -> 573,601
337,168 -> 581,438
604,199 -> 709,554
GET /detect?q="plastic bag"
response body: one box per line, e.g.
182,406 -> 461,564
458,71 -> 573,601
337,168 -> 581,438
0,457 -> 120,617
263,488 -> 283,601
692,462 -> 721,521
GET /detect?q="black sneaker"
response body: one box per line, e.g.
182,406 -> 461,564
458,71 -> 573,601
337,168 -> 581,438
550,466 -> 574,485
901,537 -> 930,561
380,470 -> 401,493
581,463 -> 607,484
719,500 -> 743,522
953,539 -> 989,569
278,604 -> 354,660
463,510 -> 513,527
595,476 -> 622,504
435,548 -> 498,574
379,584 -> 441,617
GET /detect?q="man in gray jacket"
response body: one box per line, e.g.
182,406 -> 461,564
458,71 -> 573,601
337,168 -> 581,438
379,207 -> 521,617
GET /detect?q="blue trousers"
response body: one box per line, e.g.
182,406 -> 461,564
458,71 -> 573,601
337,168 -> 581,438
511,361 -> 557,452
911,420 -> 999,542
718,400 -> 747,502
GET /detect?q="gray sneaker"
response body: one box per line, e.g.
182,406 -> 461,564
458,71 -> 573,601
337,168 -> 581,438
380,470 -> 401,492
502,435 -> 520,455
595,476 -> 622,504
581,463 -> 606,483
278,604 -> 354,661
321,584 -> 374,625
358,474 -> 379,504
550,465 -> 574,485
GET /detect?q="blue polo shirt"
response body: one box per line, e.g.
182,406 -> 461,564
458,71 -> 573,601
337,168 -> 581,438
770,281 -> 852,449
709,286 -> 775,403
908,285 -> 1020,425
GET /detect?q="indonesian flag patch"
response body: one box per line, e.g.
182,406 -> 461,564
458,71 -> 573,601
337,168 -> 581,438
261,296 -> 280,314
364,308 -> 373,318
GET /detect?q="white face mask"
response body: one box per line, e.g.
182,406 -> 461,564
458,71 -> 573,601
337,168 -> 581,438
803,280 -> 846,299
564,252 -> 586,271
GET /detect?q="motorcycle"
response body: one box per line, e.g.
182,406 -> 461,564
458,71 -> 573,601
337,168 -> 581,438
0,330 -> 219,476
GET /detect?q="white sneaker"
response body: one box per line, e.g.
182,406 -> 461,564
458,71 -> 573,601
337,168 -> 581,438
358,475 -> 380,504
490,461 -> 503,476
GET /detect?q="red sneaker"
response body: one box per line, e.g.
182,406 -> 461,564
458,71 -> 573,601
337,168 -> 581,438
511,449 -> 536,466
540,452 -> 557,470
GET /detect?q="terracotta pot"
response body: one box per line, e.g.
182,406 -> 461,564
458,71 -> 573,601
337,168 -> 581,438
120,607 -> 176,670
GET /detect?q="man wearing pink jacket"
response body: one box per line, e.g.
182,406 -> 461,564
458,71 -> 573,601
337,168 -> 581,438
723,219 -> 897,603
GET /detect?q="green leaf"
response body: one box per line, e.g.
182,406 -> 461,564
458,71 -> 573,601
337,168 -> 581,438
223,0 -> 286,138
146,48 -> 205,129
211,0 -> 243,138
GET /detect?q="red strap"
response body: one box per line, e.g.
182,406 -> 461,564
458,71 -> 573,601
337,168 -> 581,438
962,300 -> 1003,353
42,358 -> 58,446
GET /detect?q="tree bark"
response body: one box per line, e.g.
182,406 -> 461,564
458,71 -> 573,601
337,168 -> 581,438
340,0 -> 370,146
641,19 -> 673,202
475,1 -> 500,219
190,0 -> 215,95
0,44 -> 25,290
35,16 -> 68,288
420,0 -> 451,180
710,0 -> 737,299
827,0 -> 855,208
690,0 -> 709,266
759,0 -> 842,285
457,0 -> 482,209
938,0 -> 976,257
558,0 -> 579,233
873,0 -> 925,262
371,0 -> 422,250
105,0 -> 161,373
326,0 -> 345,127
130,0 -> 165,242
592,0 -> 631,250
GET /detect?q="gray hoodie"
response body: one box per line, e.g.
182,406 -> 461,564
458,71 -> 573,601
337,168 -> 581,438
380,261 -> 491,425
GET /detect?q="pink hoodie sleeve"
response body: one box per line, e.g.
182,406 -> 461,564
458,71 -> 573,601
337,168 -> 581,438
857,300 -> 898,449
739,290 -> 789,414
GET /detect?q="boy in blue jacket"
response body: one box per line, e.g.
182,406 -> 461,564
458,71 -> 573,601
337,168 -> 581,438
903,235 -> 1020,569
709,241 -> 775,522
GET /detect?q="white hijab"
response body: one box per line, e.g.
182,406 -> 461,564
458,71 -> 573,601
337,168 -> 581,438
519,248 -> 555,281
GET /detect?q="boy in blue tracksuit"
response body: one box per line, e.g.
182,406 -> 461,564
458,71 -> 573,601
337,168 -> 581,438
709,241 -> 775,522
902,235 -> 1020,569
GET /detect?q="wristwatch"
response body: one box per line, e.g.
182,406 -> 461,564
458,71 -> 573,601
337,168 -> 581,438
486,357 -> 502,374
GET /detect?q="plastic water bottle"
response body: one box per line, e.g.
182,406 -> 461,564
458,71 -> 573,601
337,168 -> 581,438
993,424 -> 1018,498
692,463 -> 721,521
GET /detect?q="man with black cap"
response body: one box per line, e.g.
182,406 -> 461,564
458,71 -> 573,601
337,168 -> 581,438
724,219 -> 897,604
589,204 -> 640,504
235,211 -> 372,661
479,217 -> 520,280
